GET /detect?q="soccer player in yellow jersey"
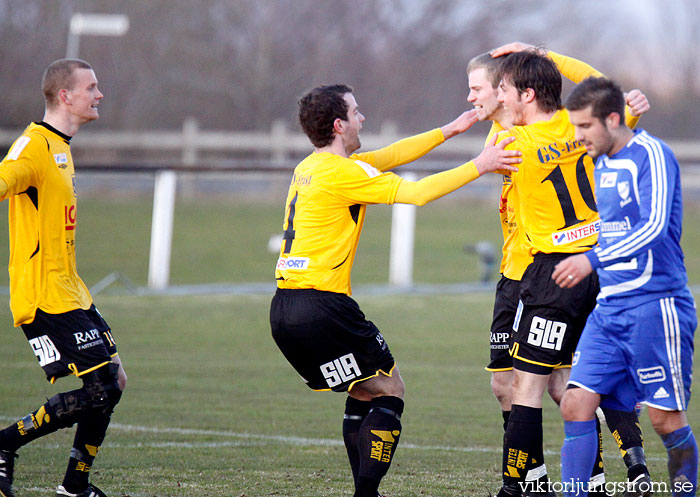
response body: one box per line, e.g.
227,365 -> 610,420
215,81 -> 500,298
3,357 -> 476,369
270,83 -> 520,497
0,59 -> 126,497
488,45 -> 650,497
469,47 -> 652,497
468,50 -> 607,496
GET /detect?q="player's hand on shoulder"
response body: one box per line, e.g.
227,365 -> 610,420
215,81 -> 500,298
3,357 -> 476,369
490,41 -> 541,58
441,109 -> 479,139
473,134 -> 520,175
624,89 -> 650,117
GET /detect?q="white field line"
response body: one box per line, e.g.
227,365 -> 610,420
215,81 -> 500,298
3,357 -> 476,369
0,415 -> 666,461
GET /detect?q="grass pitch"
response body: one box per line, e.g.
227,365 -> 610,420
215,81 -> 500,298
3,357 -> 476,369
0,293 -> 695,496
0,195 -> 698,495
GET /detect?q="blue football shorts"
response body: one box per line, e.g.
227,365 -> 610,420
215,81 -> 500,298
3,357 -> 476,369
568,293 -> 696,412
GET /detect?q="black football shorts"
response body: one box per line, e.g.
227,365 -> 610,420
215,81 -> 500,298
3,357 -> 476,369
270,288 -> 395,392
510,253 -> 598,375
21,305 -> 117,382
486,275 -> 519,371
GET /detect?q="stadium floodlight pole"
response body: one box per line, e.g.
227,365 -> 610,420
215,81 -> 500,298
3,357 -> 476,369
66,12 -> 130,59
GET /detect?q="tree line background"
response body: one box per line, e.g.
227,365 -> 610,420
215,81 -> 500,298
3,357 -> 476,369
1,0 -> 699,143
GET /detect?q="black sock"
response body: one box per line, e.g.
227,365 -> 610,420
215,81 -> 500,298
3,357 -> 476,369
502,404 -> 543,494
501,410 -> 511,481
590,416 -> 605,483
61,410 -> 113,493
343,397 -> 371,486
502,410 -> 511,433
354,396 -> 404,497
0,400 -> 68,452
601,407 -> 647,479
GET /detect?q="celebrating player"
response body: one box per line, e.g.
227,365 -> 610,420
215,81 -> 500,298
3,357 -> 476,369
489,45 -> 650,497
0,59 -> 126,497
269,83 -> 520,497
468,46 -> 622,495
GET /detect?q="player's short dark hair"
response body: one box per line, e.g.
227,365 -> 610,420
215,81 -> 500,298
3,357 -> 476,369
565,77 -> 626,123
498,51 -> 562,113
298,84 -> 353,148
467,52 -> 510,89
42,58 -> 93,109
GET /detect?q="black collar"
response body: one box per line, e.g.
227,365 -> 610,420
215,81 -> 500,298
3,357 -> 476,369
35,121 -> 72,144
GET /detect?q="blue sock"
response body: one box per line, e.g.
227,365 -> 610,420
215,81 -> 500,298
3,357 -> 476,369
561,419 -> 598,497
661,425 -> 698,497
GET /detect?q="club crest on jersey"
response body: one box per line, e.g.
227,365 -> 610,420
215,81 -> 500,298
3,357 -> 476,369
552,220 -> 600,246
276,257 -> 309,270
617,181 -> 632,207
600,171 -> 617,188
54,153 -> 68,168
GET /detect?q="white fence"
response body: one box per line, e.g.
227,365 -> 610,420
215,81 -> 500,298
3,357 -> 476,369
2,120 -> 700,290
4,118 -> 700,164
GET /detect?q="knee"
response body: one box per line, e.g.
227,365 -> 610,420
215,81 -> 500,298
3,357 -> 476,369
559,387 -> 599,422
547,380 -> 565,405
117,366 -> 127,392
547,369 -> 569,405
648,409 -> 686,436
387,375 -> 405,399
559,392 -> 578,421
82,362 -> 123,414
45,364 -> 122,427
490,373 -> 513,408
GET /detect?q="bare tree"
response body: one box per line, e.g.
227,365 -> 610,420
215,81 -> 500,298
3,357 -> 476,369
0,0 -> 699,139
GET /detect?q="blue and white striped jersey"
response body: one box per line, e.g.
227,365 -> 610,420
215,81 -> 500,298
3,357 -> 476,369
585,129 -> 690,307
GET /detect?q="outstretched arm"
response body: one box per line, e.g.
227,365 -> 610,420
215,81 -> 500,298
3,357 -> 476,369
355,110 -> 479,172
491,41 -> 601,83
393,135 -> 520,206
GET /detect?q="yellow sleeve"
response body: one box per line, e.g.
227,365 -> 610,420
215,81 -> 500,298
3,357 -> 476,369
353,128 -> 445,172
625,110 -> 640,129
0,178 -> 7,199
393,161 -> 479,206
0,135 -> 42,200
548,51 -> 603,83
549,51 -> 641,129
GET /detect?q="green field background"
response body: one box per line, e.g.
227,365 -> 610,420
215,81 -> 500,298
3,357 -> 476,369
1,194 -> 699,289
0,194 -> 697,495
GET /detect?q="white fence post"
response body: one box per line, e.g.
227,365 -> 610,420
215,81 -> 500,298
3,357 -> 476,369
180,117 -> 198,198
389,172 -> 417,287
270,119 -> 287,163
148,170 -> 178,289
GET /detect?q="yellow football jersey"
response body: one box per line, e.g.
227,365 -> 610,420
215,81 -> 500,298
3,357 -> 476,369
494,52 -> 604,280
487,123 -> 534,280
275,129 -> 445,295
502,110 -> 599,256
0,122 -> 92,326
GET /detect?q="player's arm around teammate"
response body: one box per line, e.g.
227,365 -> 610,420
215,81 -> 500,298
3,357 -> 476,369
271,84 -> 520,497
